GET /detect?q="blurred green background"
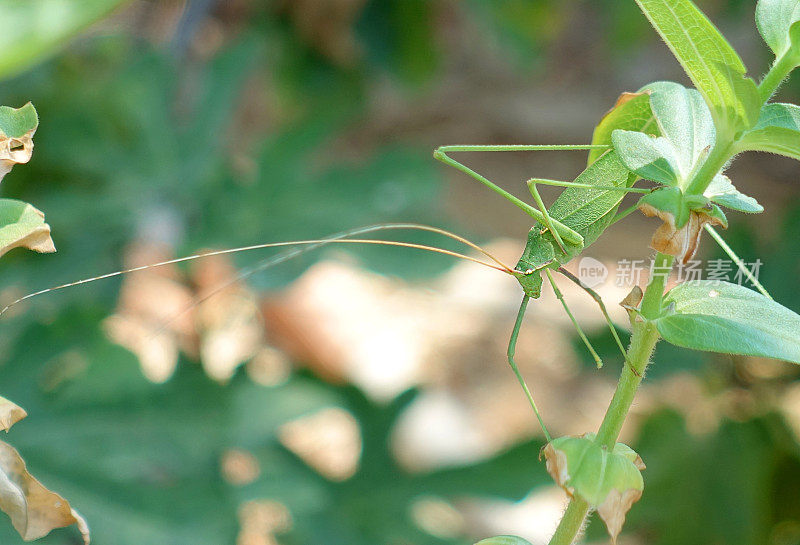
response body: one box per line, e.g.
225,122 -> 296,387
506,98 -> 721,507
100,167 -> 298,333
1,1 -> 800,544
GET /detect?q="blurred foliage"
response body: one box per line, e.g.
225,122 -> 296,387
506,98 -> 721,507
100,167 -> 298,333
0,0 -> 125,80
582,410 -> 800,545
0,1 -> 799,544
0,307 -> 549,545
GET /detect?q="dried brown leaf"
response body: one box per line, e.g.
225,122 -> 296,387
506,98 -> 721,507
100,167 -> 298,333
639,204 -> 724,263
597,488 -> 642,544
0,202 -> 55,258
541,442 -> 573,496
0,397 -> 26,432
0,441 -> 89,543
0,129 -> 34,184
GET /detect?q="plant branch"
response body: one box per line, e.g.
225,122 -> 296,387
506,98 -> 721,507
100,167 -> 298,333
758,52 -> 798,104
547,252 -> 674,545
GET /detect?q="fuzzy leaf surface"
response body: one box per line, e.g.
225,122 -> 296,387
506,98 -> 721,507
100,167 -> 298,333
756,0 -> 800,60
590,92 -> 658,165
634,0 -> 760,137
735,103 -> 800,161
474,537 -> 533,545
658,281 -> 800,363
704,174 -> 763,213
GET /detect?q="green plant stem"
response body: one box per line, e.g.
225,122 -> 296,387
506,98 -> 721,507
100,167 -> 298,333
548,498 -> 590,545
547,252 -> 674,545
684,141 -> 732,197
758,52 -> 798,104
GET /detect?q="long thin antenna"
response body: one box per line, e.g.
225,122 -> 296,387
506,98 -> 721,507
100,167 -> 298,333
0,223 -> 513,318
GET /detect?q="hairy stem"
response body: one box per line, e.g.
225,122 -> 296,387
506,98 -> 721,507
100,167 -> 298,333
758,51 -> 798,104
547,253 -> 674,545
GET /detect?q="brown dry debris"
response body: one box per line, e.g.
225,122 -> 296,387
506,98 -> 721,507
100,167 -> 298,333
0,397 -> 26,432
0,441 -> 90,543
0,406 -> 89,543
104,243 -> 264,383
639,204 -> 724,264
541,443 -> 572,496
0,202 -> 55,258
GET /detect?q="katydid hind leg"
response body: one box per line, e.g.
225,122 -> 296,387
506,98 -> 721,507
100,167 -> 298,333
433,146 -> 589,246
524,177 -> 649,253
526,181 -> 568,254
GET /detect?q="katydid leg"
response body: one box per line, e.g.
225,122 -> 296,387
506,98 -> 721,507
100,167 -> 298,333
544,269 -> 604,369
508,295 -> 552,441
557,266 -> 640,377
525,177 -> 651,253
433,145 -> 609,246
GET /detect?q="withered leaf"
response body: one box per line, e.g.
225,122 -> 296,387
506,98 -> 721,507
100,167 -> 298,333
0,103 -> 37,185
0,397 -> 26,433
0,440 -> 89,543
0,200 -> 55,258
639,203 -> 725,264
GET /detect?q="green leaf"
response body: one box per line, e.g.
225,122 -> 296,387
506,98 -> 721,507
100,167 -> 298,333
590,91 -> 658,165
756,0 -> 800,60
734,102 -> 800,161
613,82 -> 718,191
0,103 -> 37,138
0,0 -> 126,80
634,0 -> 760,138
645,81 -> 715,179
704,174 -> 763,213
612,129 -> 681,186
474,537 -> 533,545
658,280 -> 800,363
0,199 -> 55,258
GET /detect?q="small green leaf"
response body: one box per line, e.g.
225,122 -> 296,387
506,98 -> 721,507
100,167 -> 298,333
474,536 -> 533,545
0,199 -> 55,258
756,0 -> 800,60
658,281 -> 800,363
645,81 -> 715,177
0,103 -> 37,138
639,186 -> 690,226
612,129 -> 681,186
735,102 -> 800,161
634,0 -> 760,138
704,174 -> 763,213
590,91 -> 658,165
543,434 -> 645,542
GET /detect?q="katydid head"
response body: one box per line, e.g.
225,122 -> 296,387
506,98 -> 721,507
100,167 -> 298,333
512,226 -> 557,298
513,268 -> 545,298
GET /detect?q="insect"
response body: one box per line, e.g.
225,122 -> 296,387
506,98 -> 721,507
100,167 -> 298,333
433,133 -> 772,437
0,132 -> 769,444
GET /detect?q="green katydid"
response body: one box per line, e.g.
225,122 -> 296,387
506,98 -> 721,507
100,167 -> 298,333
0,84 -> 770,446
432,79 -> 773,437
